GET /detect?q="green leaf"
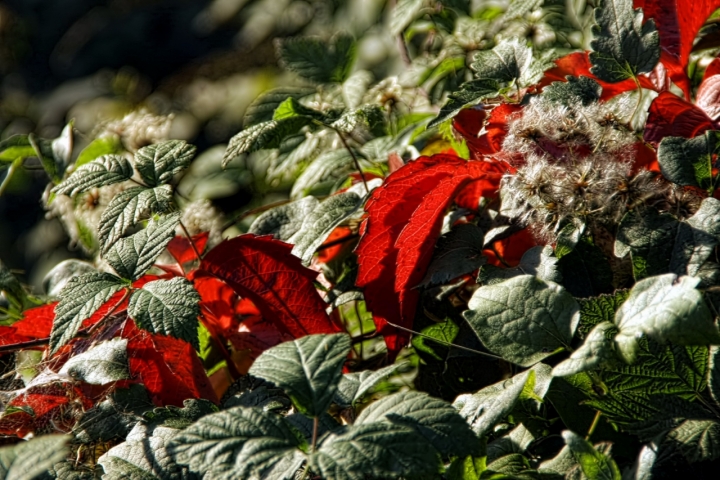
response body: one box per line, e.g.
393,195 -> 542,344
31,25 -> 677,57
99,423 -> 194,480
479,246 -> 561,286
248,196 -> 320,241
290,149 -> 356,199
135,140 -> 197,187
542,76 -> 602,106
463,275 -> 579,366
486,424 -> 535,462
588,0 -> 660,82
290,192 -> 363,265
552,322 -> 618,377
104,212 -> 181,281
0,435 -> 69,480
75,135 -> 123,167
664,419 -> 720,463
221,375 -> 292,412
248,333 -> 352,416
277,33 -> 357,84
73,384 -> 152,444
709,345 -> 720,406
244,87 -> 316,125
660,131 -> 720,192
554,218 -> 586,259
503,0 -> 543,20
446,454 -> 487,480
342,70 -> 373,109
356,391 -> 482,458
97,185 -> 175,254
334,363 -> 403,407
471,38 -> 547,87
0,258 -> 30,310
614,274 -> 718,363
562,431 -> 621,480
615,209 -> 678,280
143,399 -> 218,429
412,317 -> 460,361
50,273 -> 125,353
53,155 -> 134,196
428,79 -> 500,128
557,236 -> 614,297
223,117 -> 311,167
390,0 -> 424,35
577,290 -> 629,339
96,457 -> 159,480
453,369 -> 533,437
418,223 -> 486,288
170,406 -> 305,479
128,277 -> 201,349
58,337 -> 130,384
0,135 -> 37,165
272,97 -> 326,122
309,422 -> 440,480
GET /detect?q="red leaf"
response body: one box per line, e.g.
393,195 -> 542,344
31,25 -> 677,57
632,141 -> 660,173
704,58 -> 720,81
453,104 -> 523,159
317,226 -> 355,264
11,303 -> 56,339
190,270 -> 241,335
483,228 -> 538,268
199,235 -> 340,339
228,314 -> 294,374
167,232 -> 209,265
538,52 -> 656,100
123,320 -> 218,407
634,0 -> 718,98
644,91 -> 717,144
356,155 -> 507,356
0,384 -> 90,437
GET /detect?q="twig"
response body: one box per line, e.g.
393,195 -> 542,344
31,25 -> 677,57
179,220 -> 202,262
336,129 -> 369,193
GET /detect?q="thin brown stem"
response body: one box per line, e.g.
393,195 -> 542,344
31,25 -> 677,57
336,130 -> 369,193
311,416 -> 319,452
179,220 -> 202,262
315,233 -> 359,252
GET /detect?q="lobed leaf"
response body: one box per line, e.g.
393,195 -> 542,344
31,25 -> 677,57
135,140 -> 197,187
248,196 -> 320,241
276,33 -> 357,84
53,154 -> 133,196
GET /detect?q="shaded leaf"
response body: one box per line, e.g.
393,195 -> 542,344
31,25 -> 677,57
562,430 -> 621,480
244,87 -> 316,125
542,76 -> 602,106
59,337 -> 130,384
50,273 -> 125,353
664,418 -> 720,463
53,155 -> 133,196
487,424 -> 535,462
290,149 -> 356,200
143,399 -> 218,430
479,245 -> 561,286
553,322 -> 618,376
577,290 -> 629,339
463,275 -> 579,366
129,277 -> 201,350
418,223 -> 486,288
0,435 -> 69,480
248,333 -> 351,416
644,92 -> 717,144
334,363 -> 403,407
471,38 -> 545,86
135,140 -> 197,187
614,209 -> 678,280
657,130 -> 719,192
223,117 -> 311,167
277,33 -> 357,84
248,196 -> 319,241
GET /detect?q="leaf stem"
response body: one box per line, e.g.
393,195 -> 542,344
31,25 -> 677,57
629,74 -> 643,130
586,410 -> 602,440
179,220 -> 203,262
335,129 -> 369,194
311,416 -> 319,452
0,160 -> 18,197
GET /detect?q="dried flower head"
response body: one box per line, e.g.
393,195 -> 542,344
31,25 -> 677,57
101,109 -> 173,152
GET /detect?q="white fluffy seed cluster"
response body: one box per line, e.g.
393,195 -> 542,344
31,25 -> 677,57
499,96 -> 668,240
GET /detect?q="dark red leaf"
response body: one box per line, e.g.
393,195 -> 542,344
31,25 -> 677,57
632,141 -> 660,173
634,0 -> 718,98
167,232 -> 209,265
123,320 -> 218,407
538,52 -> 655,100
228,314 -> 294,374
317,226 -> 355,263
453,104 -> 523,159
644,91 -> 717,144
199,235 -> 340,339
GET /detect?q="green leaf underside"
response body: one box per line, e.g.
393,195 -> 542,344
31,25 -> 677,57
562,431 -> 621,480
53,155 -> 133,196
588,0 -> 660,83
129,277 -> 201,350
248,196 -> 320,241
105,212 -> 181,281
59,337 -> 130,384
290,192 -> 362,265
171,406 -> 305,479
248,334 -> 352,416
463,275 -> 579,366
356,391 -> 482,458
50,273 -> 125,353
98,185 -> 175,253
135,140 -> 197,187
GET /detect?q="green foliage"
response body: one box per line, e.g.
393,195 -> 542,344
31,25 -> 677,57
58,337 -> 130,384
134,140 -> 197,187
53,155 -> 134,196
658,131 -> 720,193
419,223 -> 487,287
562,431 -> 621,480
0,435 -> 69,480
277,33 -> 357,84
542,76 -> 603,106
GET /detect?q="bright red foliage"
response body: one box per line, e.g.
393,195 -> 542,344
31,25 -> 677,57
644,91 -> 718,144
167,232 -> 210,264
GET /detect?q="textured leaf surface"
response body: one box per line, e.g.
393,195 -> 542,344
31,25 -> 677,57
658,131 -> 719,192
553,322 -> 618,377
135,140 -> 196,187
277,33 -> 356,84
0,435 -> 69,480
248,334 -> 351,416
222,117 -> 311,167
50,273 -> 125,353
59,337 -> 130,384
428,79 -> 500,128
463,275 -> 579,366
614,209 -> 678,280
248,196 -> 319,241
98,185 -> 175,253
355,390 -> 481,457
471,38 -> 545,86
589,0 -> 659,82
479,245 -> 561,285
334,363 -> 402,407
562,431 -> 621,480
53,155 -> 133,196
614,274 -> 718,363
129,277 -> 201,349
200,234 -> 340,340
542,76 -> 603,106
244,87 -> 315,125
309,422 -> 440,480
644,92 -> 717,144
171,406 -> 305,479
665,419 -> 720,463
290,149 -> 356,199
105,212 -> 181,281
418,223 -> 486,287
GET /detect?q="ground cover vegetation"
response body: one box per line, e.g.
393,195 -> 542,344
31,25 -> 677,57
2,0 -> 720,478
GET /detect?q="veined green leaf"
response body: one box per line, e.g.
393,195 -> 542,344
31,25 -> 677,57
664,419 -> 720,464
170,406 -> 306,479
248,196 -> 320,241
59,337 -> 130,385
50,273 -> 126,353
614,274 -> 718,363
0,435 -> 69,480
98,185 -> 175,254
135,140 -> 196,187
356,390 -> 481,458
427,79 -> 500,128
334,363 -> 403,407
542,76 -> 602,106
553,322 -> 618,377
277,33 -> 357,84
577,290 -> 629,339
244,87 -> 316,125
53,155 -> 133,196
658,131 -> 719,193
104,212 -> 181,281
479,245 -> 561,286
615,209 -> 678,280
486,424 -> 534,462
290,149 -> 356,200
128,277 -> 201,350
463,275 -> 579,366
562,431 -> 621,480
390,0 -> 424,35
471,38 -> 548,87
309,422 -> 440,480
418,223 -> 486,288
249,333 -> 351,416
223,117 -> 311,168
588,0 -> 660,82
75,135 -> 123,167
